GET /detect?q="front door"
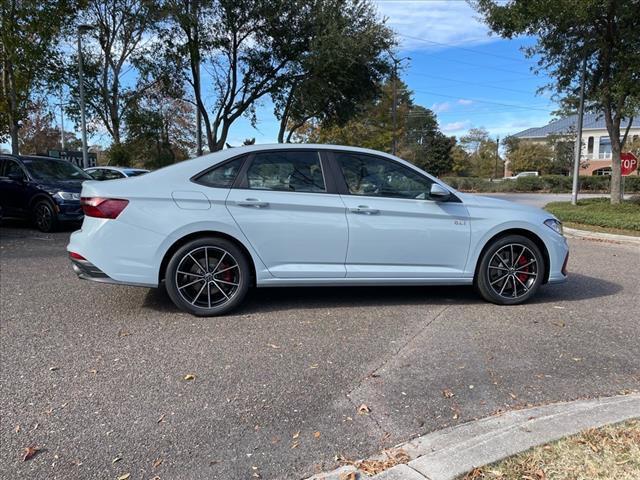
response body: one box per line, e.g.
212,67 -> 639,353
332,152 -> 471,278
0,159 -> 30,217
226,150 -> 348,278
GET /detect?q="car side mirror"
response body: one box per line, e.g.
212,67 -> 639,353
7,172 -> 25,183
429,183 -> 451,202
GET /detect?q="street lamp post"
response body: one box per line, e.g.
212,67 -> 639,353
77,24 -> 93,168
389,53 -> 410,155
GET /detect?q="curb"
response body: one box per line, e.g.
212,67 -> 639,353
564,227 -> 640,245
306,393 -> 640,480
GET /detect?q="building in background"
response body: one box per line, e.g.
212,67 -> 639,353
510,113 -> 639,176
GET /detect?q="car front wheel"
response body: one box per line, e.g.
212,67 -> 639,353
165,237 -> 250,316
33,199 -> 58,233
476,235 -> 545,305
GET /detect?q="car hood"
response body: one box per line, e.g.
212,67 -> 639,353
458,192 -> 556,220
36,179 -> 86,193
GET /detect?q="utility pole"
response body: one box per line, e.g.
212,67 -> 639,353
391,59 -> 398,155
389,54 -> 409,156
59,86 -> 65,150
571,55 -> 587,205
494,136 -> 500,181
77,24 -> 93,168
195,57 -> 203,157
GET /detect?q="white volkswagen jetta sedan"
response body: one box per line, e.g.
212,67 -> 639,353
68,144 -> 568,316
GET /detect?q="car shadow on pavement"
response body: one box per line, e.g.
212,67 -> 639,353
143,284 -> 479,315
533,273 -> 622,303
142,273 -> 622,315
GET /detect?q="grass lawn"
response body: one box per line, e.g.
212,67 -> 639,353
545,197 -> 640,235
461,420 -> 640,480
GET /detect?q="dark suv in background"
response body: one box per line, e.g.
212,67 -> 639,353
0,155 -> 92,232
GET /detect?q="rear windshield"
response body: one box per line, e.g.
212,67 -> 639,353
24,159 -> 92,181
124,169 -> 148,177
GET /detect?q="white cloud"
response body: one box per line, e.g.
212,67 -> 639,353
457,99 -> 474,106
431,101 -> 451,113
442,120 -> 472,134
374,0 -> 493,51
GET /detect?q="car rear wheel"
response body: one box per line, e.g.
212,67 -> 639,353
476,235 -> 545,305
33,199 -> 58,233
165,237 -> 250,316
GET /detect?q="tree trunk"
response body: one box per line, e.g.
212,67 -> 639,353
10,124 -> 19,154
603,110 -> 623,204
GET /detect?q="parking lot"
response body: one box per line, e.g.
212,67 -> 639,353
1,221 -> 639,480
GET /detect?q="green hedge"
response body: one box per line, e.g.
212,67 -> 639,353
545,198 -> 640,232
441,175 -> 640,193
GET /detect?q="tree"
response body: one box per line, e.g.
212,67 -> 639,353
450,143 -> 473,177
472,0 -> 640,204
18,99 -> 81,154
296,79 -> 412,151
1,0 -> 81,154
66,0 -> 159,146
508,141 -> 553,174
148,0 -> 335,152
119,87 -> 196,168
546,134 -> 573,175
272,0 -> 393,143
400,106 -> 455,176
459,127 -> 499,177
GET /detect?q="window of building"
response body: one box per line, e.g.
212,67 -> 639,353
587,136 -> 594,154
599,137 -> 612,155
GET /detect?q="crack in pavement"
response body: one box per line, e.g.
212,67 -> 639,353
344,305 -> 452,437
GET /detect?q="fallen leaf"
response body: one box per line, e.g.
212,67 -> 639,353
442,389 -> 455,398
509,393 -> 517,399
183,374 -> 196,381
49,366 -> 59,371
119,330 -> 131,337
23,446 -> 39,461
153,457 -> 163,468
117,474 -> 130,480
339,473 -> 357,480
309,364 -> 319,369
112,457 -> 122,464
268,344 -> 280,349
157,414 -> 166,423
357,404 -> 371,415
313,431 -> 321,439
291,441 -> 299,449
14,425 -> 20,433
89,369 -> 98,375
292,431 -> 300,439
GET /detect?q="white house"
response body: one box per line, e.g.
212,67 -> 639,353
510,113 -> 639,176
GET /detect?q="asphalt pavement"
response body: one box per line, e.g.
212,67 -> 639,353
1,219 -> 639,480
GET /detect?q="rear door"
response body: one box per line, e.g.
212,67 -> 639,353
0,158 -> 30,216
225,149 -> 348,278
330,151 -> 471,279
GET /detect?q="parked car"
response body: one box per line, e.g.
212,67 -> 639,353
505,171 -> 539,180
0,154 -> 92,232
85,166 -> 149,180
68,144 -> 569,316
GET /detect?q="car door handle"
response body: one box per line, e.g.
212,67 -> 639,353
236,198 -> 269,208
349,206 -> 379,215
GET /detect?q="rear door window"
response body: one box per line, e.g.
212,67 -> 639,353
246,151 -> 325,193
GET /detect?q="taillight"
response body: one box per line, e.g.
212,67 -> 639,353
69,252 -> 86,260
80,197 -> 129,219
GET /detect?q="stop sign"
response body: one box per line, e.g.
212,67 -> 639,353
621,152 -> 638,176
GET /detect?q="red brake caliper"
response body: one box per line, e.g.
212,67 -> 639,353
516,254 -> 528,283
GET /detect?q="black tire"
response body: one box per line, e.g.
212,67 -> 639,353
475,234 -> 545,305
165,237 -> 250,316
32,199 -> 58,233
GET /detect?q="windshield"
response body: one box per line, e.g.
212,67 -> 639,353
24,159 -> 92,181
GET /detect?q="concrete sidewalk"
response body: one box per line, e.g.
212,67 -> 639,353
308,393 -> 640,480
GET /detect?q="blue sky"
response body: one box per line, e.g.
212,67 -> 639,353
227,0 -> 556,146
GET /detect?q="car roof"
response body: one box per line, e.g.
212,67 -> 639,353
87,166 -> 149,172
1,154 -> 62,162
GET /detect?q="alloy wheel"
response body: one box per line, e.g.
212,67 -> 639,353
35,203 -> 53,232
174,246 -> 241,309
486,243 -> 538,299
